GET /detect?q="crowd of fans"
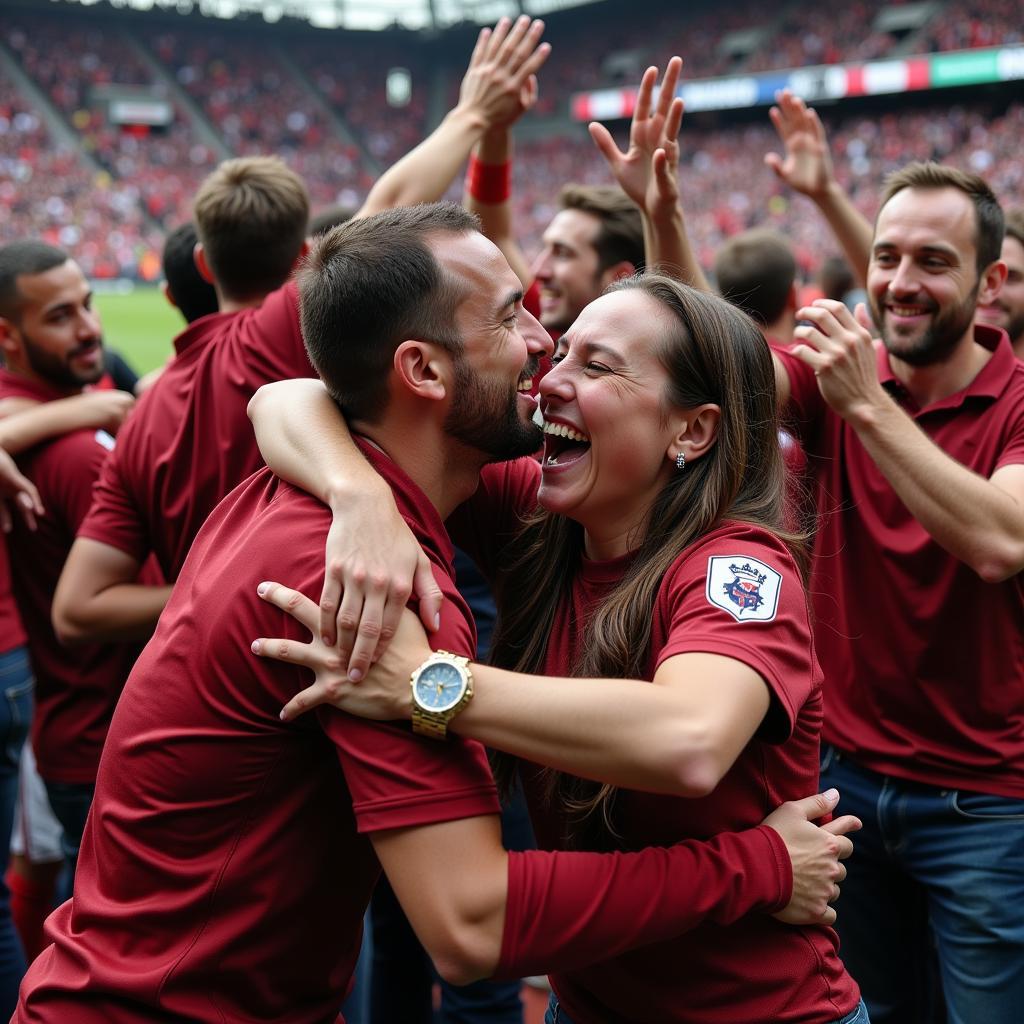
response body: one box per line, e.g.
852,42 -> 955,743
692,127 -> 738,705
2,0 -> 1024,278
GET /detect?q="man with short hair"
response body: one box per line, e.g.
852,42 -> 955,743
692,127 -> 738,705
770,162 -> 1024,1023
161,222 -> 218,326
976,207 -> 1024,358
0,242 -> 164,881
715,228 -> 799,343
531,184 -> 644,335
15,204 -> 853,1023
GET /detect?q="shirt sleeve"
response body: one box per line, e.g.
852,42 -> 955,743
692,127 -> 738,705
316,564 -> 500,833
654,534 -> 817,743
76,427 -> 149,563
771,342 -> 826,441
446,458 -> 541,581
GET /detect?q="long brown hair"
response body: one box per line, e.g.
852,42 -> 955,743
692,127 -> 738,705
489,274 -> 802,849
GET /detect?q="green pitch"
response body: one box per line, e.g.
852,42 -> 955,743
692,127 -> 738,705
96,286 -> 181,375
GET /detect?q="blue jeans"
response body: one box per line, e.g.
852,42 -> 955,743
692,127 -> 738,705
0,647 -> 32,1016
821,745 -> 1024,1024
545,993 -> 870,1023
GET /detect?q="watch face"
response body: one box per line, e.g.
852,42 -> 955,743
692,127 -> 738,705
414,661 -> 467,713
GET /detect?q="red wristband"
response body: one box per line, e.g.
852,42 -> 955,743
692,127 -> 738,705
466,154 -> 511,204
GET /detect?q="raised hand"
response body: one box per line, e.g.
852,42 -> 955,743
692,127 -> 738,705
589,57 -> 684,217
457,15 -> 550,131
764,89 -> 836,200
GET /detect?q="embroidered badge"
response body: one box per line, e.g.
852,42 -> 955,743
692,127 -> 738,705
94,429 -> 115,451
705,555 -> 782,622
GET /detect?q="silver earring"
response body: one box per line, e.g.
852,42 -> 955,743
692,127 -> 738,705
675,451 -> 686,472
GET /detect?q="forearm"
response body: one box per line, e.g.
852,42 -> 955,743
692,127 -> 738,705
450,665 -> 718,796
811,181 -> 872,286
247,380 -> 389,507
0,399 -> 77,454
496,825 -> 788,979
53,581 -> 172,644
464,128 -> 532,287
644,204 -> 711,293
851,397 -> 1024,580
357,106 -> 487,219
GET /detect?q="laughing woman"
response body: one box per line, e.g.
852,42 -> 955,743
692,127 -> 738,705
249,275 -> 866,1024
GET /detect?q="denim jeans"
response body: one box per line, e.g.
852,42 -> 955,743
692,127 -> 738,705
0,647 -> 32,1016
41,779 -> 94,897
544,993 -> 870,1023
821,745 -> 1024,1024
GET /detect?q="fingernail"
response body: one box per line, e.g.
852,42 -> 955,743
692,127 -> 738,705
434,613 -> 441,631
257,582 -> 269,596
824,788 -> 839,802
348,668 -> 363,682
251,640 -> 261,654
322,635 -> 332,645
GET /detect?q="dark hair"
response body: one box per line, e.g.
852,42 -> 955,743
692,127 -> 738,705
162,223 -> 218,324
298,202 -> 478,423
0,241 -> 70,320
308,204 -> 357,237
559,184 -> 645,273
489,274 -> 801,847
193,156 -> 310,302
714,229 -> 797,327
819,256 -> 855,302
879,162 -> 1004,274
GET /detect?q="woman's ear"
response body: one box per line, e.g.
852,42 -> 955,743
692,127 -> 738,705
667,403 -> 721,466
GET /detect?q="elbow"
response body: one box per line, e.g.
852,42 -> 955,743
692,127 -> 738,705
427,932 -> 495,988
51,602 -> 92,647
246,384 -> 272,423
972,540 -> 1024,584
670,734 -> 729,798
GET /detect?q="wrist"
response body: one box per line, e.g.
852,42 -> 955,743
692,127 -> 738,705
448,103 -> 489,138
466,153 -> 511,205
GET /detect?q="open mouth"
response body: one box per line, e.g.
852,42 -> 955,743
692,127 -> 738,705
541,418 -> 591,468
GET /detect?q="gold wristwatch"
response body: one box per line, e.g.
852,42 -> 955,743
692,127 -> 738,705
410,651 -> 474,740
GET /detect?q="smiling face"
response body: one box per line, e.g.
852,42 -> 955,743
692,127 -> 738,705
976,234 -> 1024,350
434,231 -> 552,462
537,289 -> 693,553
868,186 -> 994,367
0,259 -> 104,391
531,209 -> 614,334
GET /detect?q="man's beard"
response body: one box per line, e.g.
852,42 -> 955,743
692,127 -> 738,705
871,284 -> 978,368
21,329 -> 104,390
443,355 -> 541,463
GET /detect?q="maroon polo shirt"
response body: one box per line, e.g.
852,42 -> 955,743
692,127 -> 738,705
77,283 -> 314,582
0,370 -> 138,784
774,325 -> 1024,796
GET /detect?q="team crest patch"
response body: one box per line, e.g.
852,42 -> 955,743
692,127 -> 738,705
705,555 -> 782,622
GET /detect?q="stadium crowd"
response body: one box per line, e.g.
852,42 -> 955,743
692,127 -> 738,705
0,2 -> 1023,1024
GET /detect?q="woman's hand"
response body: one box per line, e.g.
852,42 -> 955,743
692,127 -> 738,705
589,57 -> 684,219
251,583 -> 433,723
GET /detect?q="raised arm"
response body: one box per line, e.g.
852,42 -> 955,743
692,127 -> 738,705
791,299 -> 1024,581
589,58 -> 710,292
356,16 -> 550,219
764,90 -> 873,285
247,379 -> 442,674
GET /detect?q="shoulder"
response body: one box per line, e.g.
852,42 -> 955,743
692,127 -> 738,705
659,522 -> 801,626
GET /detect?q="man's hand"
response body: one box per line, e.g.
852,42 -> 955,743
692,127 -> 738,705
0,448 -> 43,532
763,789 -> 861,926
317,498 -> 443,681
75,389 -> 136,435
252,587 -> 430,723
792,299 -> 889,423
764,90 -> 836,201
456,15 -> 550,132
589,57 -> 684,219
